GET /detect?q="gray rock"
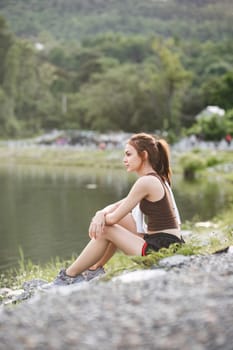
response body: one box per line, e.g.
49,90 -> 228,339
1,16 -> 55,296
22,278 -> 48,292
0,279 -> 48,306
0,254 -> 233,349
158,254 -> 191,268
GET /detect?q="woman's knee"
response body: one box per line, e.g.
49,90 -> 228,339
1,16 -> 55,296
102,224 -> 117,237
118,214 -> 137,233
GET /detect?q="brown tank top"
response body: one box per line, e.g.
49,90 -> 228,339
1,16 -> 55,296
139,173 -> 178,232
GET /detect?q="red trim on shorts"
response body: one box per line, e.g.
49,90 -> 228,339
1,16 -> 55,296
142,242 -> 148,256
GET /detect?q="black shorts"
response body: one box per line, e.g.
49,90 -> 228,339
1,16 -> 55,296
141,232 -> 185,256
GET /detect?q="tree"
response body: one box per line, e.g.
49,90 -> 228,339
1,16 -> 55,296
224,109 -> 233,135
0,88 -> 20,137
0,16 -> 13,84
148,39 -> 191,132
202,71 -> 233,110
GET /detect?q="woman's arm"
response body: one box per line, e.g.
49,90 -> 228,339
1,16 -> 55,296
89,176 -> 163,239
101,199 -> 124,215
89,180 -> 146,240
88,199 -> 124,239
105,177 -> 151,226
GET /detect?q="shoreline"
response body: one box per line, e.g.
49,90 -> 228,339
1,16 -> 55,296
0,144 -> 124,169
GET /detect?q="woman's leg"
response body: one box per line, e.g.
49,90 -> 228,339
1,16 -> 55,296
66,224 -> 144,277
88,213 -> 138,270
88,242 -> 116,270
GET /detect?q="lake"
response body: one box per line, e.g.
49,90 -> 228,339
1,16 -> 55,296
0,164 -> 230,271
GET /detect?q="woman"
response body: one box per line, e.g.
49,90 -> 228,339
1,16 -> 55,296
51,132 -> 184,286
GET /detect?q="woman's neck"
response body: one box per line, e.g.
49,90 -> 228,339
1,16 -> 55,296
137,165 -> 155,177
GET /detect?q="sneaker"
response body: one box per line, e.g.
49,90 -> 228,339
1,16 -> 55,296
83,267 -> 105,281
41,268 -> 85,289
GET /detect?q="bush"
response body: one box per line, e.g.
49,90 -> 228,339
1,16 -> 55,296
205,154 -> 221,167
180,153 -> 206,180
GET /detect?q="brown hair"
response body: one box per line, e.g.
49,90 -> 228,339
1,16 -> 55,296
128,133 -> 172,185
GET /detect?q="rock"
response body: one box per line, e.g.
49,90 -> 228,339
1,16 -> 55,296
0,288 -> 12,296
158,254 -> 191,268
1,289 -> 27,306
1,254 -> 233,349
22,279 -> 48,292
112,269 -> 166,283
0,279 -> 48,306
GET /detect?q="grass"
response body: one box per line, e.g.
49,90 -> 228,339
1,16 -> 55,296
0,248 -> 73,291
0,146 -> 123,169
0,242 -> 200,290
1,218 -> 232,291
0,145 -> 232,172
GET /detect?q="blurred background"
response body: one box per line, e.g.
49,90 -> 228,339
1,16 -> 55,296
0,0 -> 232,141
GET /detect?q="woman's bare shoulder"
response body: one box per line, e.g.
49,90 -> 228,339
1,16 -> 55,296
139,174 -> 162,182
135,174 -> 162,189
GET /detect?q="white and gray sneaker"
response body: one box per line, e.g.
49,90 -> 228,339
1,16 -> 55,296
83,267 -> 105,281
41,268 -> 85,289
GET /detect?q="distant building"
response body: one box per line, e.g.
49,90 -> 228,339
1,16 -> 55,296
196,105 -> 225,120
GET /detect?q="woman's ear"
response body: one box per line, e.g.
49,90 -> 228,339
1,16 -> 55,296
142,150 -> 148,161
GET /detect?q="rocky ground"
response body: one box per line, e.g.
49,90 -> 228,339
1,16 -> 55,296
0,251 -> 233,350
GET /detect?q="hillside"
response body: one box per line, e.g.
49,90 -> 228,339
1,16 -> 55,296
1,0 -> 233,43
0,0 -> 232,138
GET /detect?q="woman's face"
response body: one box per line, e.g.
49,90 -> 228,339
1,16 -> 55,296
123,143 -> 143,173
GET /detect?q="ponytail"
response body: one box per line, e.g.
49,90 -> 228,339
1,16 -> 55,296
156,139 -> 172,185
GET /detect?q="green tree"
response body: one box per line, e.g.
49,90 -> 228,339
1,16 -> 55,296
188,114 -> 226,141
148,39 -> 191,132
3,42 -> 21,98
224,109 -> 233,135
0,88 -> 20,137
74,64 -> 142,132
202,71 -> 233,110
3,40 -> 59,135
0,16 -> 13,84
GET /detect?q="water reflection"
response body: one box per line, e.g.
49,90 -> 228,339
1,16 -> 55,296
0,164 -> 231,271
173,175 -> 230,223
0,164 -> 133,271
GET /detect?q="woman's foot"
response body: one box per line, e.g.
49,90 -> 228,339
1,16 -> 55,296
83,267 -> 105,281
53,268 -> 85,285
41,268 -> 85,289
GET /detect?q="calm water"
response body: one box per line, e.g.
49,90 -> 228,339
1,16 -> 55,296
0,164 -> 231,271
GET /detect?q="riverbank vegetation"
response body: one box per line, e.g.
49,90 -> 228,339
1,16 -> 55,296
0,145 -> 124,168
1,206 -> 232,291
0,144 -> 232,169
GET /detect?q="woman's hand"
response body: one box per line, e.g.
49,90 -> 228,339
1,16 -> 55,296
88,211 -> 106,239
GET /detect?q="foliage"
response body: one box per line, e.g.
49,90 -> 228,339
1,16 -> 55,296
1,0 -> 233,43
179,152 -> 206,180
0,146 -> 124,168
0,0 -> 233,137
202,71 -> 233,110
187,112 -> 233,142
2,226 -> 233,289
0,247 -> 75,290
0,241 -> 201,289
225,109 -> 233,135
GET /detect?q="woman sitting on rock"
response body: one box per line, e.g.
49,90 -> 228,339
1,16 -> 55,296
50,132 -> 184,286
